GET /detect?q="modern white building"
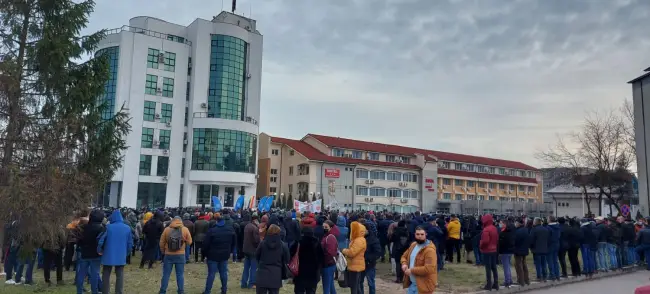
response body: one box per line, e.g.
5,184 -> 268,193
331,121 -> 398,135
96,12 -> 263,208
630,68 -> 650,216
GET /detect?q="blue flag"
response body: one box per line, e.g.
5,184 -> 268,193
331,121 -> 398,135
264,195 -> 274,211
258,196 -> 266,211
234,195 -> 245,211
212,196 -> 222,211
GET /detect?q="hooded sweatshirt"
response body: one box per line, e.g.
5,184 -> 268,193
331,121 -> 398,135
336,216 -> 349,249
342,221 -> 367,272
99,210 -> 133,266
78,210 -> 105,259
160,217 -> 193,256
446,218 -> 461,240
479,214 -> 498,253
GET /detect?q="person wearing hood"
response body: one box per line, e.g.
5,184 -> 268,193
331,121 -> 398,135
479,214 -> 499,291
141,211 -> 164,269
546,216 -> 561,281
256,224 -> 290,294
529,217 -> 549,282
400,226 -> 437,294
194,213 -> 210,263
446,214 -> 461,264
498,217 -> 515,287
159,216 -> 193,294
203,213 -> 235,294
360,220 -> 382,294
301,212 -> 317,229
290,226 -> 324,294
391,220 -> 410,283
580,218 -> 598,276
75,209 -> 105,294
182,213 -> 195,263
342,221 -> 367,294
98,210 -> 133,294
335,216 -> 349,250
284,211 -> 301,248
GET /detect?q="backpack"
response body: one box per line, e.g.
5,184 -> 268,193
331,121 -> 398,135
399,235 -> 409,248
167,227 -> 184,251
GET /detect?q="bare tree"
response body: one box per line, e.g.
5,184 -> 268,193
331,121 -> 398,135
622,99 -> 636,157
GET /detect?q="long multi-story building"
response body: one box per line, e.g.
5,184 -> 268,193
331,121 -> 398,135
96,12 -> 262,208
258,133 -> 552,215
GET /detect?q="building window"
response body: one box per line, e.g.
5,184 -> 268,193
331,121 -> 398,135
369,187 -> 386,197
137,182 -> 166,208
518,185 -> 525,191
499,183 -> 506,190
369,170 -> 386,180
528,186 -> 535,192
269,187 -> 277,193
478,195 -> 485,200
509,184 -> 515,191
271,149 -> 279,155
184,107 -> 188,126
183,132 -> 188,152
410,190 -> 419,199
143,101 -> 156,121
455,163 -> 463,170
386,155 -> 396,162
351,150 -> 362,159
368,152 -> 379,160
400,156 -> 410,164
289,166 -> 293,175
163,51 -> 176,72
197,184 -> 218,205
289,150 -> 295,156
141,127 -> 154,148
466,164 -> 475,172
191,129 -> 257,173
489,196 -> 495,201
403,173 -> 417,183
499,197 -> 507,201
455,194 -> 462,200
208,35 -> 247,120
298,165 -> 309,175
387,171 -> 402,181
388,188 -> 401,198
499,168 -> 506,175
443,193 -> 451,200
270,177 -> 277,183
478,182 -> 486,188
270,169 -> 278,175
139,155 -> 152,175
288,184 -> 293,194
356,169 -> 369,179
440,161 -> 450,169
455,179 -> 464,186
488,167 -> 495,174
467,195 -> 476,200
159,130 -> 171,150
332,148 -> 344,157
161,103 -> 173,123
145,74 -> 158,95
467,181 -> 475,187
157,156 -> 169,176
181,158 -> 185,178
167,34 -> 185,43
476,165 -> 485,173
489,183 -> 496,189
147,48 -> 160,69
96,46 -> 119,120
357,186 -> 368,196
162,77 -> 174,98
528,199 -> 536,203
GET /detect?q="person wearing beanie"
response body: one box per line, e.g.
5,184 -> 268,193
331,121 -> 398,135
159,216 -> 192,294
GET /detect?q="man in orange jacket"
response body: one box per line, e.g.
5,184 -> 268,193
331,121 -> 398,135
401,226 -> 437,294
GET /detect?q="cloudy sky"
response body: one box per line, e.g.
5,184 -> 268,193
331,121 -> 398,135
87,0 -> 650,167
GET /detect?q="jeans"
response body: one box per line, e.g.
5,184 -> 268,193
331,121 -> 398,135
483,252 -> 498,287
241,254 -> 257,288
76,258 -> 101,294
232,247 -> 238,262
473,243 -> 482,265
546,250 -> 560,280
205,260 -> 228,294
359,267 -> 376,294
625,241 -> 638,265
500,254 -> 513,285
160,254 -> 185,294
321,265 -> 337,294
185,245 -> 191,262
607,244 -> 618,269
4,247 -> 17,280
580,245 -> 596,274
102,265 -> 125,294
636,245 -> 650,270
533,253 -> 547,280
15,253 -> 35,284
597,242 -> 609,271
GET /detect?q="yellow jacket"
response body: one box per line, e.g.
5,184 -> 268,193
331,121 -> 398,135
400,241 -> 438,293
342,221 -> 367,272
160,219 -> 193,256
446,219 -> 461,240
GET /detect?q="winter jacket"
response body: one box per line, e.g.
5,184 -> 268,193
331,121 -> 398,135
99,210 -> 133,266
547,223 -> 561,252
291,232 -> 324,289
78,210 -> 105,259
608,222 -> 621,244
243,221 -> 260,255
142,212 -> 164,244
159,219 -> 192,256
342,221 -> 367,272
255,234 -> 289,289
637,226 -> 650,246
622,221 -> 636,244
301,214 -> 317,228
446,219 -> 461,240
498,223 -> 515,255
400,240 -> 437,293
513,226 -> 530,256
426,224 -> 444,252
203,220 -> 236,262
335,216 -> 349,249
182,219 -> 195,239
391,224 -> 410,259
284,217 -> 301,245
596,223 -> 610,243
561,224 -> 583,250
194,219 -> 210,243
529,224 -> 550,255
377,219 -> 392,243
479,214 -> 498,253
321,232 -> 338,267
364,224 -> 382,269
581,222 -> 598,250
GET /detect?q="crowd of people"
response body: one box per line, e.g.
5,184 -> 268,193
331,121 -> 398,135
0,206 -> 648,294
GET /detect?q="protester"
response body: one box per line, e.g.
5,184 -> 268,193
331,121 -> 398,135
76,210 -> 105,294
241,213 -> 260,289
290,226 -> 323,294
400,226 -> 437,294
446,214 -> 461,263
159,216 -> 193,294
255,224 -> 289,294
99,210 -> 133,294
479,214 -> 499,291
498,217 -> 515,287
342,221 -> 367,294
513,218 -> 530,286
203,213 -> 236,294
321,220 -> 338,294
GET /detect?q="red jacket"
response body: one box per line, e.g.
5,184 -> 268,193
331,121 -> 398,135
321,233 -> 338,266
479,214 -> 498,253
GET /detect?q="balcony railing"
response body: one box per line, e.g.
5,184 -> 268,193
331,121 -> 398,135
192,112 -> 258,126
104,25 -> 192,46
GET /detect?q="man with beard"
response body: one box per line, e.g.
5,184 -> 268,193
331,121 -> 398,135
400,226 -> 437,294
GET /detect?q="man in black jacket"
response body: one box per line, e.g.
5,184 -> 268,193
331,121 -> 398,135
202,214 -> 236,294
580,219 -> 598,276
360,221 -> 381,294
75,210 -> 105,294
621,217 -> 636,266
513,219 -> 530,286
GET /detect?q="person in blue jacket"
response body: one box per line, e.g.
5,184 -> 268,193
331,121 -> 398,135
546,217 -> 562,281
98,210 -> 133,294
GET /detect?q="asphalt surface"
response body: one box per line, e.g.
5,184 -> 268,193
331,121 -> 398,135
524,271 -> 650,293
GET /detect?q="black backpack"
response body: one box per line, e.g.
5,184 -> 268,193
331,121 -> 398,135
167,227 -> 183,251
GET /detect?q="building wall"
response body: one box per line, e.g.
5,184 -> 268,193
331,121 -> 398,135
311,164 -> 355,209
549,193 -> 601,218
257,158 -> 270,197
633,78 -> 650,216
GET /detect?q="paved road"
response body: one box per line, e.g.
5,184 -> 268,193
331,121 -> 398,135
525,271 -> 650,293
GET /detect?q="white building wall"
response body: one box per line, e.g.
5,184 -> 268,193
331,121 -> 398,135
99,12 -> 262,208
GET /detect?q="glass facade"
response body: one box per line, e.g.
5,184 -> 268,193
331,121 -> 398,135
147,48 -> 160,69
161,103 -> 173,123
159,130 -> 171,150
141,127 -> 154,148
157,156 -> 169,176
207,35 -> 247,120
163,52 -> 176,72
137,182 -> 166,208
197,184 -> 219,205
145,74 -> 158,95
143,101 -> 156,121
96,46 -> 119,120
191,128 -> 256,173
162,77 -> 174,98
139,155 -> 152,175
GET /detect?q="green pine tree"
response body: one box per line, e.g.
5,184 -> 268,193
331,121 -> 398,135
0,0 -> 130,248
287,194 -> 294,210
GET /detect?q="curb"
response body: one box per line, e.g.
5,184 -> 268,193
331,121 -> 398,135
466,266 -> 643,294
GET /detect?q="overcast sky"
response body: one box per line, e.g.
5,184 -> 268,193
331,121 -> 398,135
87,0 -> 650,167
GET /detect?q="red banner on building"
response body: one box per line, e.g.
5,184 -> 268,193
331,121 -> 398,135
325,168 -> 340,178
424,178 -> 435,191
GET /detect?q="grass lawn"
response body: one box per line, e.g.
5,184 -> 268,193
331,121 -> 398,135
0,252 -> 578,294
